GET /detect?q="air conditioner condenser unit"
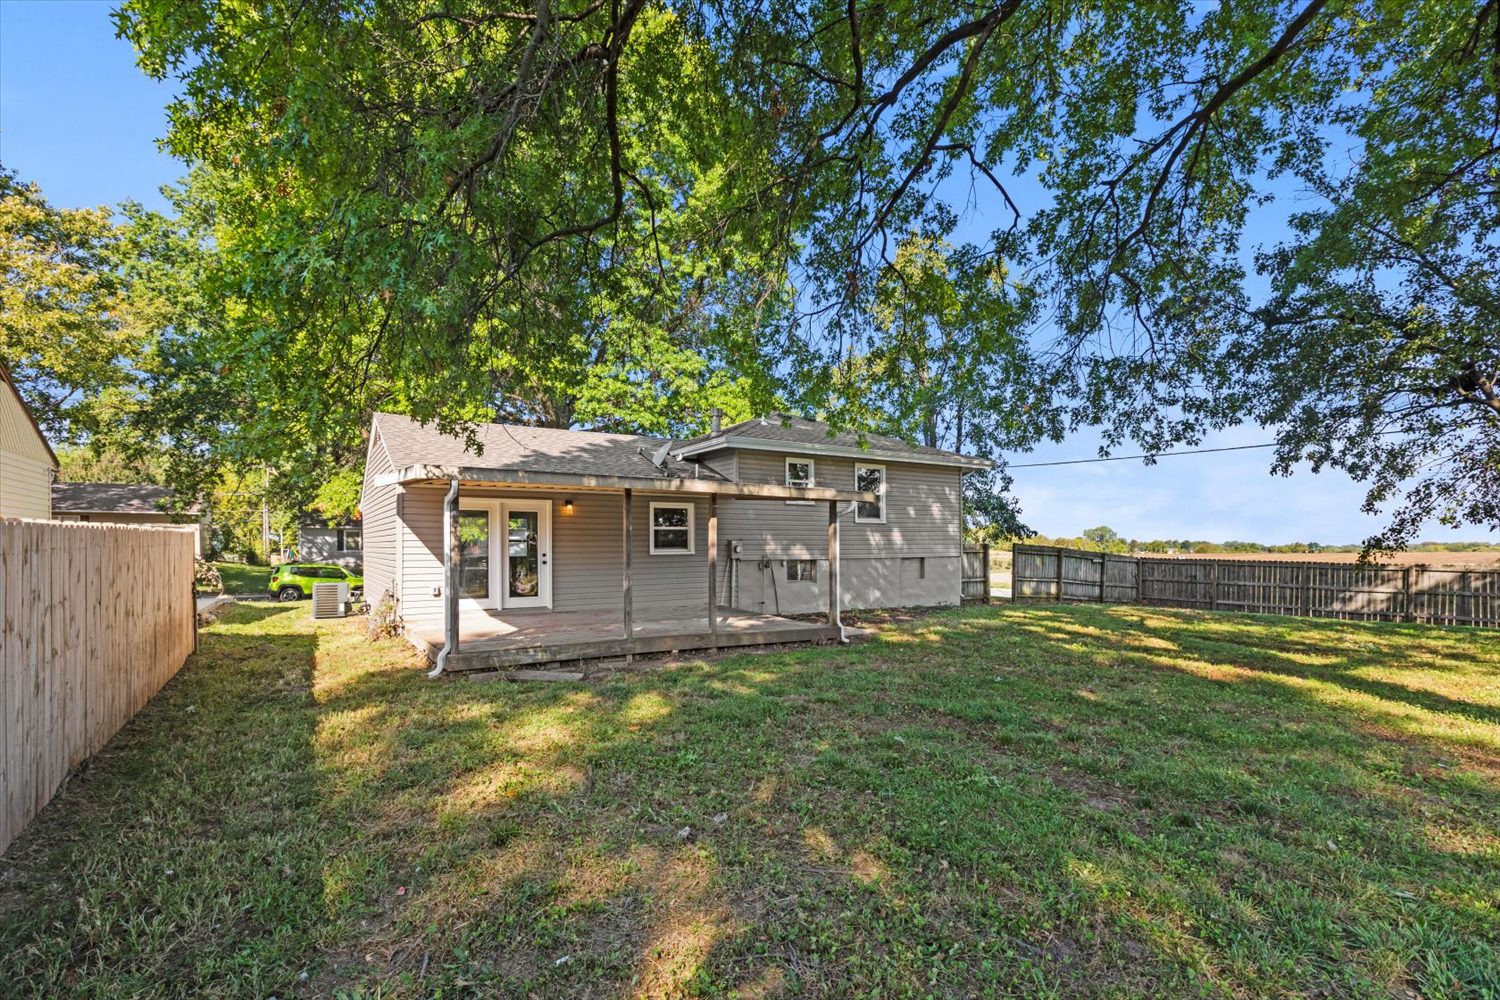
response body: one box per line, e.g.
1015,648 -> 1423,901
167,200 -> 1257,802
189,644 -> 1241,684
311,581 -> 350,619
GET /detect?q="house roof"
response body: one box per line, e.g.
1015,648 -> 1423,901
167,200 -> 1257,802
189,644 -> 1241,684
50,482 -> 198,515
374,412 -> 729,483
673,413 -> 993,470
0,361 -> 59,470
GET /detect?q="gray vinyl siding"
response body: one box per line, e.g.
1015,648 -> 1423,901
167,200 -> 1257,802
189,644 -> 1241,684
299,526 -> 363,571
396,485 -> 713,625
717,449 -> 964,612
359,427 -> 399,609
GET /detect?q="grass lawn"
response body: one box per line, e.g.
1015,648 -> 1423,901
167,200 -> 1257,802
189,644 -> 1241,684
209,561 -> 270,595
2,603 -> 1497,998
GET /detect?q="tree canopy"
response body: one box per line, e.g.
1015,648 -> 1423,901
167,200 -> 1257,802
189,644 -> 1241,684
12,0 -> 1492,548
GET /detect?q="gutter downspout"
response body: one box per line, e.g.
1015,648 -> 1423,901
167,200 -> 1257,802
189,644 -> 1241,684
429,476 -> 461,678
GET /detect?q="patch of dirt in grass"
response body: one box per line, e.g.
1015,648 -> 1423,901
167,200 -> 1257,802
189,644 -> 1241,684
1360,720 -> 1500,782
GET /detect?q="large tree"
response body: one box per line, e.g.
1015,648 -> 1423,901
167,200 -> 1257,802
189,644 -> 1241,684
0,169 -> 152,441
117,0 -> 1500,547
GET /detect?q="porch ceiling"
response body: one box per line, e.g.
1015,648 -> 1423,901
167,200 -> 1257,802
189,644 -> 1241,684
378,464 -> 876,503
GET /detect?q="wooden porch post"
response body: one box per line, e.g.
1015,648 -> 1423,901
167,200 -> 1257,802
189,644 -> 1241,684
707,494 -> 719,649
622,488 -> 633,665
444,481 -> 460,658
827,500 -> 841,631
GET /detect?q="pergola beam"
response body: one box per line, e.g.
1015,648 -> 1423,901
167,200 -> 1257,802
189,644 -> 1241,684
384,465 -> 876,504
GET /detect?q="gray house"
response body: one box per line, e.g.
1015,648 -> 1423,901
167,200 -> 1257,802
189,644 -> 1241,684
297,514 -> 363,571
359,411 -> 990,672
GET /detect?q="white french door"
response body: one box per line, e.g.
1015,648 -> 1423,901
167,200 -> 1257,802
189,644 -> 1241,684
457,499 -> 552,611
499,499 -> 552,608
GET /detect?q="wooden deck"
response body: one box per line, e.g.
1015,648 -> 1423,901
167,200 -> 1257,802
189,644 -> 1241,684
406,607 -> 840,672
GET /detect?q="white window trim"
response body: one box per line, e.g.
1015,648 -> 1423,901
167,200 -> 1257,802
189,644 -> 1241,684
648,501 -> 696,555
854,463 -> 887,524
785,456 -> 815,505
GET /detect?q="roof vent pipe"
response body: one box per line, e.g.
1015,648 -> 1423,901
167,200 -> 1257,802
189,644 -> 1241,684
710,408 -> 722,433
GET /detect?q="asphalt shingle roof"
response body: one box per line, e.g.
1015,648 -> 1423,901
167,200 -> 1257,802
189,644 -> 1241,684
373,413 -> 727,482
676,413 -> 984,465
51,482 -> 195,514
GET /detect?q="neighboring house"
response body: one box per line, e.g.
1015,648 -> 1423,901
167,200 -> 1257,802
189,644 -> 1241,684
50,483 -> 209,556
297,513 -> 363,571
0,362 -> 58,519
360,411 -> 990,668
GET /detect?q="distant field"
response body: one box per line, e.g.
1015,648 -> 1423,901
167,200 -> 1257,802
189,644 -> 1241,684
1158,550 -> 1500,567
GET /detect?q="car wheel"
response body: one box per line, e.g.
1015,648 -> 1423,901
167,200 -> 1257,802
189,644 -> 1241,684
277,586 -> 302,602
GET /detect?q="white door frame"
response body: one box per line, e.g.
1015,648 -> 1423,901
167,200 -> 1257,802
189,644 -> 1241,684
499,498 -> 553,609
458,499 -> 503,611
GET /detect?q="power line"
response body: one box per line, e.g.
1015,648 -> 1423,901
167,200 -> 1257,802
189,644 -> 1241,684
1007,440 -> 1282,469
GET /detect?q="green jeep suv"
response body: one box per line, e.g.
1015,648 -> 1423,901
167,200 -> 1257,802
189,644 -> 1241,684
269,563 -> 364,602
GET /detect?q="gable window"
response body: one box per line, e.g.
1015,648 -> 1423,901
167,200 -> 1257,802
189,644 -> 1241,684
649,502 -> 695,555
786,559 -> 818,582
337,527 -> 362,552
854,463 -> 886,523
785,457 -> 815,504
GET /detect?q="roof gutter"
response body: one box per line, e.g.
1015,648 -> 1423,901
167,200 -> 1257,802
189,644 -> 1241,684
428,476 -> 461,679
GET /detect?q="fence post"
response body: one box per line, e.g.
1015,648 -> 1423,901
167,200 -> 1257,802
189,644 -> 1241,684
982,543 -> 991,604
1099,556 -> 1107,604
1055,550 -> 1064,602
1403,566 -> 1413,623
1210,560 -> 1219,612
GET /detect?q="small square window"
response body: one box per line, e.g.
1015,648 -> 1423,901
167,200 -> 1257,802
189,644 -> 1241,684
786,559 -> 818,582
786,458 -> 815,504
854,464 -> 886,523
649,502 -> 695,555
338,527 -> 362,551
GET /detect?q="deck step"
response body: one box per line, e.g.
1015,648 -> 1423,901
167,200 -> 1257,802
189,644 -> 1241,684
465,667 -> 585,683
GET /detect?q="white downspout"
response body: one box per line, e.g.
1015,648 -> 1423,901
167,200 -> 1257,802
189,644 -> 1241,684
428,476 -> 461,678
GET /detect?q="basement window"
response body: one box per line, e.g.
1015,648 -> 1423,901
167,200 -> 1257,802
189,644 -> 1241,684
786,559 -> 818,582
649,502 -> 695,555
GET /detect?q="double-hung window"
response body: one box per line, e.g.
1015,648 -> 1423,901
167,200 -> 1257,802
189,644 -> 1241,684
785,457 -> 814,504
854,463 -> 886,523
649,502 -> 695,555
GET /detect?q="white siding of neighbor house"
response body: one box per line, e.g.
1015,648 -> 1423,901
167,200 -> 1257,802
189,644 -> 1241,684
359,426 -> 399,610
1,451 -> 52,520
396,486 -> 713,627
0,379 -> 54,519
299,526 -> 363,571
714,449 -> 964,613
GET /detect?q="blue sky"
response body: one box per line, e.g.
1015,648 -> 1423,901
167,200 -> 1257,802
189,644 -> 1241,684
0,2 -> 1466,544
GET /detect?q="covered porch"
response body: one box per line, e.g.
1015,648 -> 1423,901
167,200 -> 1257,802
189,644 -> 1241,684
406,607 -> 841,672
370,462 -> 878,675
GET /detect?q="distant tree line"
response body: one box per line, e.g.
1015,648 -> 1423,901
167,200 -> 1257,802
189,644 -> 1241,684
972,524 -> 1500,557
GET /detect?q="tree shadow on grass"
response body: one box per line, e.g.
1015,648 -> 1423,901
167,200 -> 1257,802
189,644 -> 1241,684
299,605 -> 1500,998
0,601 -> 328,997
4,601 -> 1499,998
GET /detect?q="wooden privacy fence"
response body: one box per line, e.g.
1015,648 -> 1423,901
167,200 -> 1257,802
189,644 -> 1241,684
961,544 -> 991,601
1012,545 -> 1140,604
1012,544 -> 1500,627
1,519 -> 198,854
